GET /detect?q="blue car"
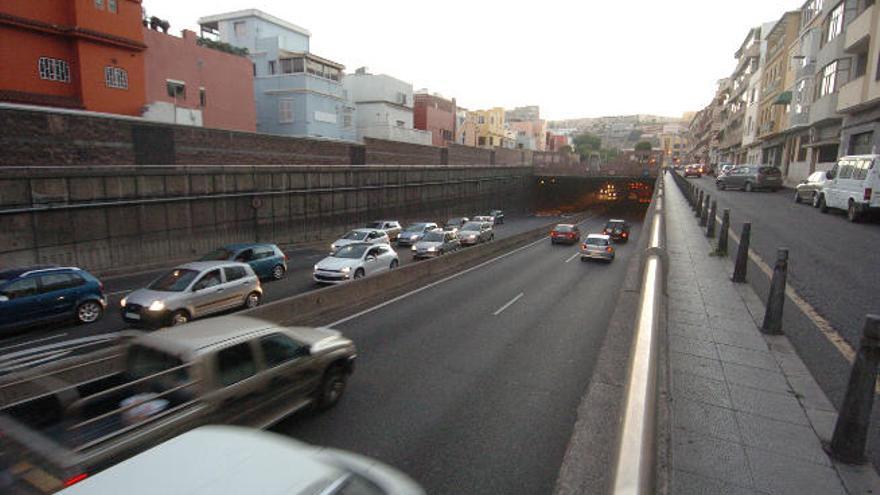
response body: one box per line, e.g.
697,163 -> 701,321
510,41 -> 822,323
0,266 -> 107,332
200,243 -> 288,280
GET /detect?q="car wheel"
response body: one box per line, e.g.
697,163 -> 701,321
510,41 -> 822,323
390,259 -> 399,269
169,310 -> 189,326
744,182 -> 753,192
76,301 -> 103,324
819,195 -> 829,213
244,291 -> 261,309
271,264 -> 286,280
794,191 -> 801,203
316,364 -> 348,410
580,257 -> 588,262
811,192 -> 820,208
354,268 -> 365,279
847,201 -> 861,223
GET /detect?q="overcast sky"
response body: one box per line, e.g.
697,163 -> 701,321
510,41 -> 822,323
143,0 -> 797,121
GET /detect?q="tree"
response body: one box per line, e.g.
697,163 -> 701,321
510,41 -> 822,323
635,141 -> 653,151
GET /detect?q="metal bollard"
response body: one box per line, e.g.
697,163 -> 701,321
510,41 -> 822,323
695,190 -> 703,216
829,315 -> 880,464
717,209 -> 730,255
760,248 -> 788,334
699,194 -> 711,226
706,200 -> 717,238
731,222 -> 751,283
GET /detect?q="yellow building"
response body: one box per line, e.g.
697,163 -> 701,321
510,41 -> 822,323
470,107 -> 506,148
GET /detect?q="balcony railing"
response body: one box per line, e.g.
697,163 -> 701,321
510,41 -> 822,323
845,3 -> 874,52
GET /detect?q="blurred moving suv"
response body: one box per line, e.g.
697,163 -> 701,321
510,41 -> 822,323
122,261 -> 262,327
200,243 -> 288,280
817,154 -> 880,222
58,426 -> 424,495
0,266 -> 107,332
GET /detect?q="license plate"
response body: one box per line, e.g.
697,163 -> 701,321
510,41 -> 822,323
125,312 -> 140,320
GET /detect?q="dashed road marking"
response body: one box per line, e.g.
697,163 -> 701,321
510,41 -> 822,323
493,292 -> 524,316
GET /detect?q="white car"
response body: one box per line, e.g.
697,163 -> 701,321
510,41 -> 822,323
330,229 -> 390,253
58,425 -> 424,495
314,243 -> 399,284
818,154 -> 880,222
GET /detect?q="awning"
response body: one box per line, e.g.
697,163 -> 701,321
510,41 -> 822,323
805,139 -> 840,148
773,91 -> 792,105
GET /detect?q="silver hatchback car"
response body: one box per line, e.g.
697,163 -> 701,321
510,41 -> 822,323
121,261 -> 262,327
580,234 -> 616,262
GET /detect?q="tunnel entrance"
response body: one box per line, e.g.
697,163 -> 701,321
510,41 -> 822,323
531,176 -> 655,216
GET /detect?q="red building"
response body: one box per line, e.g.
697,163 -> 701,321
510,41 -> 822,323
0,0 -> 146,115
414,92 -> 456,147
142,28 -> 255,132
546,133 -> 570,151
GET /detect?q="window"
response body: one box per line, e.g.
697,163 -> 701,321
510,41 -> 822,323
166,80 -> 185,99
233,21 -> 247,37
1,278 -> 38,299
199,87 -> 206,107
38,57 -> 70,83
252,63 -> 256,76
335,474 -> 386,495
108,0 -> 116,12
797,139 -> 808,161
223,266 -> 246,282
849,131 -> 874,154
838,160 -> 854,179
853,159 -> 870,180
94,0 -> 104,9
253,248 -> 275,260
279,98 -> 294,123
395,120 -> 405,127
38,273 -> 84,293
817,143 -> 839,162
259,334 -> 306,367
217,343 -> 257,386
825,3 -> 844,43
817,61 -> 838,98
268,60 -> 276,75
104,66 -> 128,89
478,136 -> 486,146
855,51 -> 868,78
293,58 -> 305,73
193,269 -> 222,290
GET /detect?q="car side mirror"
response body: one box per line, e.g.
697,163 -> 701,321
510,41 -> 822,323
0,295 -> 8,302
826,171 -> 834,180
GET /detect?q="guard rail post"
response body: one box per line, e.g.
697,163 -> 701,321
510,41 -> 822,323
731,222 -> 751,283
717,209 -> 730,255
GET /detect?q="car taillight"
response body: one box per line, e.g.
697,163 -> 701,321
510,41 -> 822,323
622,232 -> 628,238
865,188 -> 873,201
64,473 -> 88,487
284,253 -> 289,262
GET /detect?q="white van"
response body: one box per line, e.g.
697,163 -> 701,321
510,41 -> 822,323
818,154 -> 880,222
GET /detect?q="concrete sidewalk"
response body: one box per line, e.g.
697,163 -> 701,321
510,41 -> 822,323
662,173 -> 879,494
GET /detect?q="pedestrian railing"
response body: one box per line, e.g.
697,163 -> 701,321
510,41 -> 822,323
610,175 -> 666,495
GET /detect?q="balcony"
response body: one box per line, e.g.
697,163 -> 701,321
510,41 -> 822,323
790,109 -> 810,127
845,3 -> 874,53
810,92 -> 840,124
838,76 -> 867,112
796,61 -> 816,80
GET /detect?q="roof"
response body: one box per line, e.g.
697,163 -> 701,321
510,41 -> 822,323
135,316 -> 279,354
0,265 -> 60,279
197,9 -> 311,37
172,260 -> 246,271
554,224 -> 576,228
587,234 -> 611,239
221,243 -> 276,251
277,50 -> 345,70
59,426 -> 340,495
608,219 -> 626,223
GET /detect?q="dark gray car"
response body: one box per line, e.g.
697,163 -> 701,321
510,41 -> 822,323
716,165 -> 783,192
794,170 -> 828,207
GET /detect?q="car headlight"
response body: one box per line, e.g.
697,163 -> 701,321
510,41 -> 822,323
410,234 -> 419,240
314,264 -> 319,272
340,266 -> 352,273
330,244 -> 336,251
411,245 -> 417,251
147,300 -> 165,312
469,235 -> 477,239
120,297 -> 127,308
428,246 -> 437,252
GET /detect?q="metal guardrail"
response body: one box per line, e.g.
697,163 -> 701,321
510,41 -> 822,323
610,176 -> 665,495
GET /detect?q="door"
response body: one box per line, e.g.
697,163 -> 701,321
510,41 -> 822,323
190,269 -> 224,317
234,249 -> 259,276
212,341 -> 268,425
257,333 -> 317,401
222,265 -> 251,310
829,160 -> 852,209
0,277 -> 40,327
37,272 -> 83,319
251,247 -> 276,277
363,247 -> 382,276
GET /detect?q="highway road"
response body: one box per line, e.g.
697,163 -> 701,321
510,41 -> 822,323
274,208 -> 647,495
0,213 -> 583,373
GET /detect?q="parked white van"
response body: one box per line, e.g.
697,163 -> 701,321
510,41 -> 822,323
818,154 -> 880,222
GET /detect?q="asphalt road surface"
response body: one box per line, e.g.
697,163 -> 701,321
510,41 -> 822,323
274,208 -> 646,495
684,173 -> 880,469
0,213 -> 585,373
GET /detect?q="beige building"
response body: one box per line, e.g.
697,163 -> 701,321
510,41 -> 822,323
471,107 -> 506,148
838,0 -> 880,156
757,11 -> 801,167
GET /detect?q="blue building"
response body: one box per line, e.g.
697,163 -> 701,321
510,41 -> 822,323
198,9 -> 356,141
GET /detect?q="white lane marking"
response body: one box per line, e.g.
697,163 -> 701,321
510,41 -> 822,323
564,252 -> 581,263
0,333 -> 67,352
326,213 -> 599,327
493,292 -> 524,316
0,333 -> 119,362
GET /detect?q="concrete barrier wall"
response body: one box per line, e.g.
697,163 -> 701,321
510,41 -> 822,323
363,138 -> 443,165
0,165 -> 532,275
447,144 -> 493,165
493,147 -> 526,166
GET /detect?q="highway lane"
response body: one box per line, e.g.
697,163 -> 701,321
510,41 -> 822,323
0,213 -> 577,371
275,207 -> 646,495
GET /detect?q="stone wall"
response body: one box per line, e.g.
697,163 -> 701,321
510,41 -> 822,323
0,165 -> 532,275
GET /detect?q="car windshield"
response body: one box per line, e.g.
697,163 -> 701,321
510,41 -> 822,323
405,223 -> 428,232
127,345 -> 187,381
333,244 -> 370,259
586,238 -> 608,246
148,269 -> 199,292
422,232 -> 445,242
461,222 -> 482,231
447,219 -> 462,225
555,225 -> 573,232
199,248 -> 232,261
342,231 -> 369,241
605,222 -> 623,230
366,222 -> 383,229
760,167 -> 780,175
